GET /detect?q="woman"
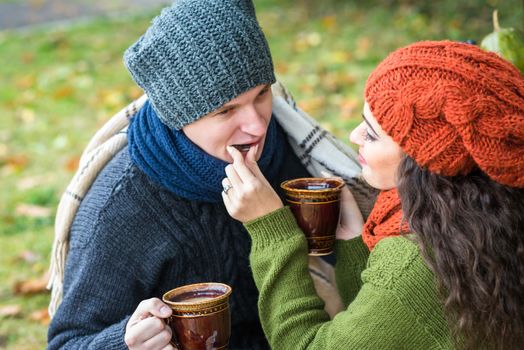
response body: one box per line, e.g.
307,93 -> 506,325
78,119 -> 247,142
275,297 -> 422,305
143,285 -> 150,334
221,41 -> 524,349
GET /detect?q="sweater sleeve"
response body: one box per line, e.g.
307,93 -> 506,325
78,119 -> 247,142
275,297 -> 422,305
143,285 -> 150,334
334,237 -> 369,307
245,207 -> 452,350
47,197 -> 179,349
46,217 -> 158,350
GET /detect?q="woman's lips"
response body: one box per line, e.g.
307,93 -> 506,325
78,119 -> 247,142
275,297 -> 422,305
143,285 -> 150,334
358,152 -> 367,165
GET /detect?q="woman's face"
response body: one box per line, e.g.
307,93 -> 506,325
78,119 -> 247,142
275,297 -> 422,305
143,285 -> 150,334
349,102 -> 404,190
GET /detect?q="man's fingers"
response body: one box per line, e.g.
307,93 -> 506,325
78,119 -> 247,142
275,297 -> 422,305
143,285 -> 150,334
130,298 -> 171,324
142,321 -> 173,349
129,315 -> 169,341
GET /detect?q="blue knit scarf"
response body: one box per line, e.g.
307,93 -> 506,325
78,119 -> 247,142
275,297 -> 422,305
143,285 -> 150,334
128,101 -> 285,203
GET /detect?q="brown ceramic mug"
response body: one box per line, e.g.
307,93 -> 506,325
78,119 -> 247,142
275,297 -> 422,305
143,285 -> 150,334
281,177 -> 344,256
162,282 -> 232,350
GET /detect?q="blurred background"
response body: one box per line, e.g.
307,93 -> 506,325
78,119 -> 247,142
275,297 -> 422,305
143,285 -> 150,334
0,0 -> 522,348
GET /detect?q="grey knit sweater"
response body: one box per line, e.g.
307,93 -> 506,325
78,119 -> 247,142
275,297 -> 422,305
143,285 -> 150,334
47,143 -> 310,349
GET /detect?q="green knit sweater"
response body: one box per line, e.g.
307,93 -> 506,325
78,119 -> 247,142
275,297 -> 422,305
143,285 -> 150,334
244,207 -> 455,350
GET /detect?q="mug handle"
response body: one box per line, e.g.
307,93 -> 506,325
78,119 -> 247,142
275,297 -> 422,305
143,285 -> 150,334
164,316 -> 182,349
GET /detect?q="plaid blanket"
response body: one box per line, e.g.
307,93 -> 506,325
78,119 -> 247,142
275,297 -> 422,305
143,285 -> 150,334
47,81 -> 377,317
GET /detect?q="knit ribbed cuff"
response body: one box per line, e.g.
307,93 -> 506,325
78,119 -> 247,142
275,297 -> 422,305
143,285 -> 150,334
244,206 -> 304,249
335,236 -> 370,267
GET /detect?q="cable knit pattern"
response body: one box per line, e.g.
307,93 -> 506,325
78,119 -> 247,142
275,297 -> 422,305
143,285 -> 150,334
362,189 -> 409,251
123,0 -> 275,130
365,40 -> 524,188
47,145 -> 311,349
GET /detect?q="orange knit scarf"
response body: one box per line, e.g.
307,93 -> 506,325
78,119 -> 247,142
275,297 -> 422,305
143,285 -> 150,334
362,188 -> 410,251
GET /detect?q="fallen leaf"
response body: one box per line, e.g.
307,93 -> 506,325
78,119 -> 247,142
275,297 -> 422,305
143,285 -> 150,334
337,98 -> 359,121
298,96 -> 326,114
14,75 -> 36,89
127,86 -> 144,100
21,52 -> 35,64
2,154 -> 29,172
17,175 -> 49,190
321,16 -> 337,31
29,308 -> 50,325
13,271 -> 50,295
15,203 -> 52,218
100,89 -> 124,108
275,62 -> 289,74
0,304 -> 22,318
17,250 -> 42,264
53,85 -> 75,99
326,51 -> 352,65
355,36 -> 371,59
65,155 -> 80,172
18,108 -> 36,124
0,143 -> 7,158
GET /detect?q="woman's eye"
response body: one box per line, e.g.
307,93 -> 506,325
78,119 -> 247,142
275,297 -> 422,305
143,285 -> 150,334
363,129 -> 376,142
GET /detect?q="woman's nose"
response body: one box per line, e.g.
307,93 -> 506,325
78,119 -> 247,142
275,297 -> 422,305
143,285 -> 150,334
349,122 -> 365,146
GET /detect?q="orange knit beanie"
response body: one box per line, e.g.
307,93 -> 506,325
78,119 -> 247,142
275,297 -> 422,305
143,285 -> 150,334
365,40 -> 524,188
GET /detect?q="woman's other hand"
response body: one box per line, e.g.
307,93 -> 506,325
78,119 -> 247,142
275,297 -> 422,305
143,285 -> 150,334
336,186 -> 364,240
222,145 -> 283,223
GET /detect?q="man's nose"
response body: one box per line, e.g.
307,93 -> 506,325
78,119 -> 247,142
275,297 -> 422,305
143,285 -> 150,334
239,106 -> 268,136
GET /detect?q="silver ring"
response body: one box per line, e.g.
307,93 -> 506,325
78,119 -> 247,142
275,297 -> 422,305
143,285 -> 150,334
222,184 -> 233,195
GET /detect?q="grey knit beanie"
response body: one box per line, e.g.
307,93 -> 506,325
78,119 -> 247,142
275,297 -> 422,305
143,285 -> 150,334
123,0 -> 276,130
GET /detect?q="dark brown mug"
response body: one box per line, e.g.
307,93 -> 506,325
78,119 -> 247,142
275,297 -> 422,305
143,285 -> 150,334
162,282 -> 232,350
281,177 -> 344,256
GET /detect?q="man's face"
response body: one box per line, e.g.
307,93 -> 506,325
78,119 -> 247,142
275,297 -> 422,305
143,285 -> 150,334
182,84 -> 273,163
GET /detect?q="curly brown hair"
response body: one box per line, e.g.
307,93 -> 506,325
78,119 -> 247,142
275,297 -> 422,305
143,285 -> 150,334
397,156 -> 524,350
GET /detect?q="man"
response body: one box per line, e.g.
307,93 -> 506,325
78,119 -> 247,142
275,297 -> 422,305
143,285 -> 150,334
47,0 -> 312,348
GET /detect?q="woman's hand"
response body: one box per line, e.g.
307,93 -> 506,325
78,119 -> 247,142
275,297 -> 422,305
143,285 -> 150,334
222,145 -> 283,223
336,185 -> 364,240
125,298 -> 177,350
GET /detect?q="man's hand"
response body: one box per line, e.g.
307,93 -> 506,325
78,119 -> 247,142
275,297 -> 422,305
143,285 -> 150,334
125,298 -> 177,350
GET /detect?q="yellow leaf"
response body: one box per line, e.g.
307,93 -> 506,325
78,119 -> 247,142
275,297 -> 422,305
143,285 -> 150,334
3,154 -> 29,172
298,96 -> 326,115
14,75 -> 36,89
53,85 -> 75,99
321,16 -> 337,30
18,108 -> 36,124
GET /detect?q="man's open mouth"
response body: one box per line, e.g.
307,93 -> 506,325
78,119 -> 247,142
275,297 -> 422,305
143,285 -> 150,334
232,144 -> 252,152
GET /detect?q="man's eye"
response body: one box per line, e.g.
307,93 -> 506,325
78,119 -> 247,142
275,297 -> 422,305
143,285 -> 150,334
258,87 -> 270,96
216,108 -> 232,116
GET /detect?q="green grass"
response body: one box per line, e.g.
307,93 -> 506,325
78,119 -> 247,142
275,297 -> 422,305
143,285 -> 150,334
0,0 -> 522,348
